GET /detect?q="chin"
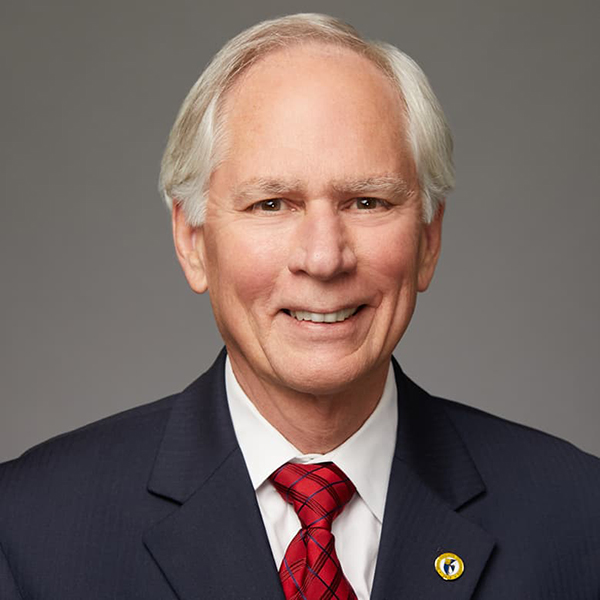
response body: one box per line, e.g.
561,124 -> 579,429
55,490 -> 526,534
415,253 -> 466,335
268,352 -> 376,397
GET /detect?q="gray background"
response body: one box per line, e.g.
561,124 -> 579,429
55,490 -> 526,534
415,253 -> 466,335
1,0 -> 598,462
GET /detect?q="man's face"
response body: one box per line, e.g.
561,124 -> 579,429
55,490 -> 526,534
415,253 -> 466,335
178,44 -> 443,396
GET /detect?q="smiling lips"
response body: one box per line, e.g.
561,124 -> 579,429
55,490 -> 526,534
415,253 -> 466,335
287,306 -> 360,323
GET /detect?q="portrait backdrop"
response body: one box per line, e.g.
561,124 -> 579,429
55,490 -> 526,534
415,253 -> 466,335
1,0 -> 598,461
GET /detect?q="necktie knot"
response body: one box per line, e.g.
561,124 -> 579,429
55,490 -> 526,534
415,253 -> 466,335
270,462 -> 356,531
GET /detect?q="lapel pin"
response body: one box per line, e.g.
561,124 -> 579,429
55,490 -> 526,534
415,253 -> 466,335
434,552 -> 465,581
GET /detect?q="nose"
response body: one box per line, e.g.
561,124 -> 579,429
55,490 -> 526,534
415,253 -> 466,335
287,202 -> 357,280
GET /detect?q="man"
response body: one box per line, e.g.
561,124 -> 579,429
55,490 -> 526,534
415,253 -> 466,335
1,13 -> 598,600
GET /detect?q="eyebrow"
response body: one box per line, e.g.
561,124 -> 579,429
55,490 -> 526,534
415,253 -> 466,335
230,175 -> 413,204
330,176 -> 412,199
231,178 -> 306,205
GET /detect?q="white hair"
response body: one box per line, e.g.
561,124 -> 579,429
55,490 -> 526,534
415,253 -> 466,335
159,13 -> 454,224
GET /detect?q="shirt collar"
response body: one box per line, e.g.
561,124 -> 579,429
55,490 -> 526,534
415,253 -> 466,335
225,357 -> 398,523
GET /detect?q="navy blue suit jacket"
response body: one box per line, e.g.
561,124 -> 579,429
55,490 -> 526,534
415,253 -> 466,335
1,351 -> 599,599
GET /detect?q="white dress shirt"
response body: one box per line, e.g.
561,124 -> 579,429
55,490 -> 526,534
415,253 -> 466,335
225,358 -> 398,600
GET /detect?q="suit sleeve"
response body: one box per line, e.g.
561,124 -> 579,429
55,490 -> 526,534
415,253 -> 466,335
0,543 -> 23,600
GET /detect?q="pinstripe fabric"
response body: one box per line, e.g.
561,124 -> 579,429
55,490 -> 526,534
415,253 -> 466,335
270,462 -> 357,600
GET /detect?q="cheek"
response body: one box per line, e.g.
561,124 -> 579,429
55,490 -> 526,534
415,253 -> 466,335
207,224 -> 285,307
359,225 -> 421,291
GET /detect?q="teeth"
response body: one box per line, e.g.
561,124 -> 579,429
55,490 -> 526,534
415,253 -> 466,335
289,307 -> 358,323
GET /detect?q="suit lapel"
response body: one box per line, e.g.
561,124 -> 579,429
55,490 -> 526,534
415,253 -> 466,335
371,361 -> 496,600
143,350 -> 284,600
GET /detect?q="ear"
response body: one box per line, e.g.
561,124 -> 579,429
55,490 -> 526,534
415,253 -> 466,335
417,202 -> 444,292
172,202 -> 208,294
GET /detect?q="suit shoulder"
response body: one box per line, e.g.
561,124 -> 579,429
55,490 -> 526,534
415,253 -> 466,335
0,352 -> 228,500
434,394 -> 600,497
439,395 -> 597,457
0,393 -> 176,490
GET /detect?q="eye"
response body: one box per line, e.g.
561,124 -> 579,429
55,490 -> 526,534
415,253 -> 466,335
355,197 -> 389,210
252,198 -> 283,212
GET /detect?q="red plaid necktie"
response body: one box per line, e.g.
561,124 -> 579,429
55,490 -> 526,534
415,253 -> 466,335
270,462 -> 358,600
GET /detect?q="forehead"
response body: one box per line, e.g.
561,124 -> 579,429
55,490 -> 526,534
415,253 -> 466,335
214,43 -> 414,192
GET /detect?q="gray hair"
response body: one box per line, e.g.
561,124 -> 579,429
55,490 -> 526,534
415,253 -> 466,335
159,13 -> 454,224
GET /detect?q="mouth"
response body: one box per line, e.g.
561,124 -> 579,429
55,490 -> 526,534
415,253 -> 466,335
281,305 -> 364,323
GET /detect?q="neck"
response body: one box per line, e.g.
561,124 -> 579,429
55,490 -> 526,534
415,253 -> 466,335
228,353 -> 389,454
